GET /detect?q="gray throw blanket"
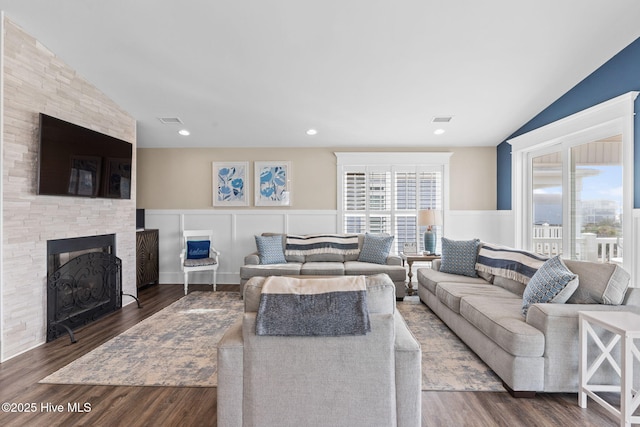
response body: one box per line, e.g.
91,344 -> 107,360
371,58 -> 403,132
256,276 -> 371,336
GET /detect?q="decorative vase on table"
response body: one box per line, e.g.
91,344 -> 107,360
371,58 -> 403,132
418,209 -> 442,254
424,227 -> 437,254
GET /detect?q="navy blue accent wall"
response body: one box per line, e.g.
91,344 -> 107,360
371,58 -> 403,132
496,37 -> 640,209
496,141 -> 511,210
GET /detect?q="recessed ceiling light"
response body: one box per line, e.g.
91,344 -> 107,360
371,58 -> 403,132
306,129 -> 318,136
178,129 -> 190,136
434,129 -> 445,135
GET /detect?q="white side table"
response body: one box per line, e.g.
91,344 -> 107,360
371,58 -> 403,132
579,311 -> 640,427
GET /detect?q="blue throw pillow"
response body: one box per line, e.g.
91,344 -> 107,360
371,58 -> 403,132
187,240 -> 210,259
255,235 -> 287,265
439,237 -> 480,277
358,233 -> 394,265
522,255 -> 579,317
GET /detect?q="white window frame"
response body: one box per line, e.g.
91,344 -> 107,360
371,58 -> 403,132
508,92 -> 638,280
335,152 -> 452,253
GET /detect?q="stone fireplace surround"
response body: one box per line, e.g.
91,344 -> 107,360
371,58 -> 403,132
1,18 -> 137,361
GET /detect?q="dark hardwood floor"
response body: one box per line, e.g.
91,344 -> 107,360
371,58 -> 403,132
0,284 -> 622,427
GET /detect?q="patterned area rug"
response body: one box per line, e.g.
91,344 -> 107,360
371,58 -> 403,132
397,298 -> 504,391
40,291 -> 244,387
41,291 -> 503,391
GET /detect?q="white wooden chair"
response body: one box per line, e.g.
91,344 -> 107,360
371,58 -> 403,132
179,229 -> 220,295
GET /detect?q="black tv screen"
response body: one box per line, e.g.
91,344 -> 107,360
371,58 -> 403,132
37,113 -> 132,199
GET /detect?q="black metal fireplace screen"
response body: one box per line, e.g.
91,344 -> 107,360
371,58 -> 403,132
47,234 -> 122,342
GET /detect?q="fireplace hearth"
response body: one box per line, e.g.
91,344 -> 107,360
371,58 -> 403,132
47,234 -> 122,342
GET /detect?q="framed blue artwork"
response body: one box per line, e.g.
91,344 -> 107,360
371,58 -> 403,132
255,161 -> 291,206
212,162 -> 249,206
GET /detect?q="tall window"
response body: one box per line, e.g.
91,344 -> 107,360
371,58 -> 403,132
509,92 -> 636,278
336,152 -> 451,255
529,137 -> 623,262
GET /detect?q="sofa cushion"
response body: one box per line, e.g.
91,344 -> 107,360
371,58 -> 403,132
255,235 -> 287,264
460,296 -> 545,357
358,233 -> 394,265
436,282 -> 519,314
492,276 -> 527,297
564,259 -> 630,305
300,262 -> 345,276
416,268 -> 489,295
305,253 -> 346,262
240,263 -> 302,280
522,256 -> 579,316
439,237 -> 480,277
344,261 -> 406,282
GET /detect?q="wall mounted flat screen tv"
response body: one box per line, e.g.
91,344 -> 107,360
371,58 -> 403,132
38,113 -> 132,199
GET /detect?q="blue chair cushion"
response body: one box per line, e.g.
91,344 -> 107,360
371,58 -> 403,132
187,240 -> 210,259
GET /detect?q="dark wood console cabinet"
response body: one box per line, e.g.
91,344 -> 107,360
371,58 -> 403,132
136,229 -> 159,288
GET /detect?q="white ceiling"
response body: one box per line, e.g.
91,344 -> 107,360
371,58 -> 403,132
0,1 -> 639,149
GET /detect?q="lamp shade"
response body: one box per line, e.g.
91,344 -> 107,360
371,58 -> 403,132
418,209 -> 442,226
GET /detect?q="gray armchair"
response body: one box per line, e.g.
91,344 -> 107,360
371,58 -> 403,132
217,274 -> 421,427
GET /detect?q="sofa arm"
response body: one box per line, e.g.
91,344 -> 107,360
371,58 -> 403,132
527,302 -> 637,332
526,303 -> 635,392
393,311 -> 421,427
244,252 -> 260,265
386,255 -> 402,266
217,319 -> 244,427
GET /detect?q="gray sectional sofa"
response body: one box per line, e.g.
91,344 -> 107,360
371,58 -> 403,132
417,244 -> 640,395
239,233 -> 408,298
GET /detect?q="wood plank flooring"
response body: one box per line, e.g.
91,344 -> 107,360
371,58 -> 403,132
0,284 -> 622,427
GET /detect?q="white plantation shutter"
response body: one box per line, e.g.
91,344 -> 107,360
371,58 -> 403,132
417,171 -> 442,252
368,170 -> 391,234
419,171 -> 441,210
395,171 -> 417,210
338,156 -> 447,255
344,172 -> 366,211
344,171 -> 367,233
395,171 -> 417,253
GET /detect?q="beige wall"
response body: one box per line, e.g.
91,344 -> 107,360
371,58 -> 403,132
1,19 -> 137,361
137,146 -> 496,210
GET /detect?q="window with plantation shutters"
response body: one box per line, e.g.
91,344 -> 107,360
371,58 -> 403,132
344,172 -> 366,233
336,152 -> 451,255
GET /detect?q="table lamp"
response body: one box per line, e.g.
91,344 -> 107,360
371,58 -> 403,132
418,209 -> 442,254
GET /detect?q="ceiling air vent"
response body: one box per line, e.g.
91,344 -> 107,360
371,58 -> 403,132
432,116 -> 452,123
158,117 -> 183,125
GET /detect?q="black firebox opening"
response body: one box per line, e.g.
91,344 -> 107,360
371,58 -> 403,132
46,234 -> 122,342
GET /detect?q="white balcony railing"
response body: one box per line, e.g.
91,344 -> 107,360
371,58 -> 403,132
532,225 -> 622,264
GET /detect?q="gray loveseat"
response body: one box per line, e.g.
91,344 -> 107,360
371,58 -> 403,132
217,274 -> 421,427
240,233 -> 408,298
417,242 -> 640,395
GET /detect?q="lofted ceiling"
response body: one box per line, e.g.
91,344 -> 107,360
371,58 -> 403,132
0,0 -> 639,149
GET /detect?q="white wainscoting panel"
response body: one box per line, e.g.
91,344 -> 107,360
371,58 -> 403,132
146,209 -> 510,287
445,210 -> 515,246
146,210 -> 339,286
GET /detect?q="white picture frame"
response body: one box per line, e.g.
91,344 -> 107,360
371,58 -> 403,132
212,161 -> 249,206
403,242 -> 418,255
254,161 -> 291,206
